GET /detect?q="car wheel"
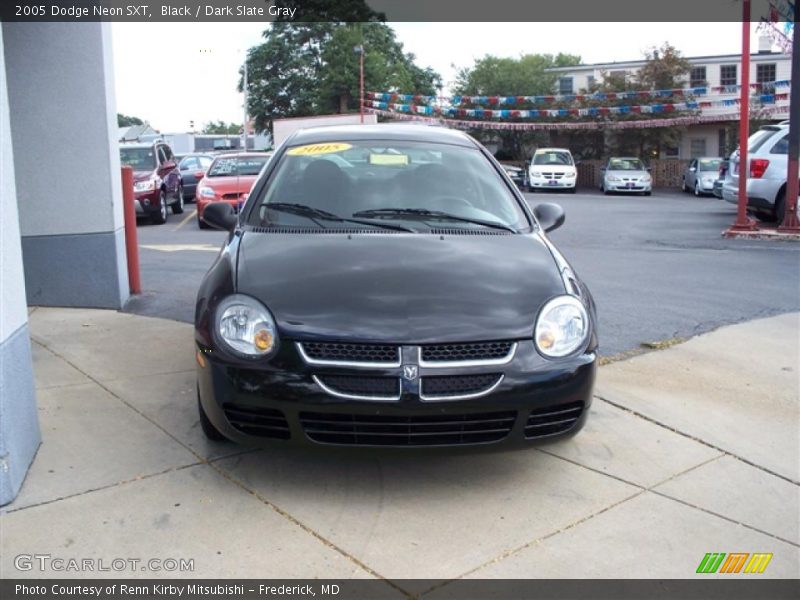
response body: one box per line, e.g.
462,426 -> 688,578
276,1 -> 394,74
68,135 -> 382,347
172,184 -> 185,214
198,389 -> 227,441
151,190 -> 168,225
681,178 -> 688,193
645,191 -> 652,196
198,211 -> 209,229
694,181 -> 701,197
569,186 -> 576,194
602,184 -> 609,195
774,189 -> 786,223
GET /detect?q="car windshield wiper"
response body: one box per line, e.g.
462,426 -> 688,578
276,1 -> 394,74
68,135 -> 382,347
261,203 -> 415,233
351,208 -> 516,233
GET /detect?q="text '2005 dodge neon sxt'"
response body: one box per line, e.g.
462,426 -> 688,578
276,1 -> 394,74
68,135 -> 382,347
195,124 -> 597,448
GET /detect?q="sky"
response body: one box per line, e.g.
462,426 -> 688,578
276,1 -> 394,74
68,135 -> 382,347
112,22 -> 759,132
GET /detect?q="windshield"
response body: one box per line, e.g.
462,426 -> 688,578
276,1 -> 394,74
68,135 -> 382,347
698,159 -> 722,171
119,147 -> 156,170
246,140 -> 528,231
533,151 -> 573,166
207,155 -> 270,177
609,158 -> 645,171
748,127 -> 780,153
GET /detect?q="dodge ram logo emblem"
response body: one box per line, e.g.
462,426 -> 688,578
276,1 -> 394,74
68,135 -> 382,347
403,365 -> 418,381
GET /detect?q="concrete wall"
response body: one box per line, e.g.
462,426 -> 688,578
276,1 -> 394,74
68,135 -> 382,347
0,25 -> 41,506
2,22 -> 129,308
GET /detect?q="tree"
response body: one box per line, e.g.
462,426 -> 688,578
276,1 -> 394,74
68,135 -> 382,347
117,113 -> 144,127
453,53 -> 582,161
202,120 -> 241,135
242,2 -> 438,134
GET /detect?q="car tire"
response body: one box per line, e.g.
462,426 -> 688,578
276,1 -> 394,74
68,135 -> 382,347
681,178 -> 688,193
151,190 -> 168,225
198,212 -> 209,229
198,390 -> 227,442
172,184 -> 185,214
569,186 -> 576,194
602,184 -> 609,195
645,191 -> 652,196
774,189 -> 786,223
694,181 -> 701,197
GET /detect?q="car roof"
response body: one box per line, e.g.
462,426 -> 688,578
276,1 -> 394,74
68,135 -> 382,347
285,124 -> 477,148
211,152 -> 271,159
534,148 -> 572,153
119,143 -> 155,149
609,156 -> 643,161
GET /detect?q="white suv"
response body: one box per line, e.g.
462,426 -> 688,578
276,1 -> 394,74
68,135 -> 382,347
722,121 -> 797,221
527,148 -> 577,193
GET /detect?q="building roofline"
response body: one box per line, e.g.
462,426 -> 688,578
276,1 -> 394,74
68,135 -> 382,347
547,51 -> 790,73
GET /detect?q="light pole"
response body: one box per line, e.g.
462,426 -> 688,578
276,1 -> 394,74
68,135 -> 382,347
354,44 -> 364,123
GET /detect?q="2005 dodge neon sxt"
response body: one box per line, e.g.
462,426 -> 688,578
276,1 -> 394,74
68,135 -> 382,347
194,124 -> 597,448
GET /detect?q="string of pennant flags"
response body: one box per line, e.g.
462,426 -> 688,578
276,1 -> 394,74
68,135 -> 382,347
364,104 -> 790,131
367,80 -> 791,106
367,92 -> 789,119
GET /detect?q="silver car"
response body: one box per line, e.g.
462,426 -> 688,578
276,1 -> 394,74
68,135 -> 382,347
722,121 -> 797,221
682,157 -> 723,196
600,157 -> 652,195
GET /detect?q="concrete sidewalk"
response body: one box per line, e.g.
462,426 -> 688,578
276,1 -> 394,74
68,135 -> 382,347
1,308 -> 798,589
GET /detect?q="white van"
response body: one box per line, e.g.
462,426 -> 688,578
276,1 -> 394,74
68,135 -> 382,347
527,148 -> 577,193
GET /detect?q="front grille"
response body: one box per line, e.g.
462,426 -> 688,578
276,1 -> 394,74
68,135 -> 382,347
421,373 -> 502,399
222,403 -> 290,439
421,341 -> 514,363
524,402 -> 584,439
542,172 -> 564,179
299,410 -> 517,446
222,192 -> 247,200
315,375 -> 400,399
300,342 -> 399,364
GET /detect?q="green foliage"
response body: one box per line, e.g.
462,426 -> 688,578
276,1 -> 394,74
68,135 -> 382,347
244,14 -> 439,134
453,53 -> 582,162
202,120 -> 241,135
117,113 -> 144,127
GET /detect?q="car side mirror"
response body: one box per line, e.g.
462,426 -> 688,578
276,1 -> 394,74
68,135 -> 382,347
194,171 -> 205,180
533,202 -> 565,233
689,167 -> 696,172
203,202 -> 237,231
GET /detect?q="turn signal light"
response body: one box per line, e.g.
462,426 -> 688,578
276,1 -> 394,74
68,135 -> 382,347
750,159 -> 770,178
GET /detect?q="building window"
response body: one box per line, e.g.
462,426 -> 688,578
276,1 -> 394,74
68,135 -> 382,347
757,63 -> 776,86
664,146 -> 680,158
690,138 -> 707,158
558,77 -> 574,95
690,66 -> 707,87
720,65 -> 737,86
586,75 -> 596,89
718,129 -> 727,157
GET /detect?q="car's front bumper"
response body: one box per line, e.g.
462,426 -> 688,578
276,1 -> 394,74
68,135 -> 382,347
197,340 -> 596,450
529,178 -> 576,190
134,189 -> 159,215
604,181 -> 651,193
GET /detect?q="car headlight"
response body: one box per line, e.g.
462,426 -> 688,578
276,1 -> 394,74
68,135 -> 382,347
531,171 -> 542,177
642,175 -> 652,183
134,179 -> 156,192
607,175 -> 620,182
199,186 -> 215,198
215,294 -> 279,358
565,172 -> 576,178
534,295 -> 589,358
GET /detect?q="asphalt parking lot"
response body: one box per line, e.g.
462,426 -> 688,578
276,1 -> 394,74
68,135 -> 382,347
124,188 -> 800,357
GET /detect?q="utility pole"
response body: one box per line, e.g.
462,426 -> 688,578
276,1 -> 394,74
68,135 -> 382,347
778,5 -> 800,231
242,55 -> 249,151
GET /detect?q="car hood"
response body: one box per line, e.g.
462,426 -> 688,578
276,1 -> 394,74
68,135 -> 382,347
607,169 -> 648,178
201,175 -> 258,194
531,164 -> 575,173
235,232 -> 566,343
132,169 -> 156,182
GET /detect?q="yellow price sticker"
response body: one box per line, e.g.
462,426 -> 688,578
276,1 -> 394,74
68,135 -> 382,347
287,143 -> 352,156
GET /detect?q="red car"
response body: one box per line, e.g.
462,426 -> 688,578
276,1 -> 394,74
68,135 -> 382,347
119,141 -> 184,224
196,153 -> 272,228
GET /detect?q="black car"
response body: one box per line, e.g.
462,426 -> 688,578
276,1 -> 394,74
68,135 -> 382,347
501,163 -> 526,190
177,154 -> 214,201
195,125 -> 597,449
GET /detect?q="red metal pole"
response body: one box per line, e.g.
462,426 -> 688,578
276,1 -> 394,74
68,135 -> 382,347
121,166 -> 141,294
778,1 -> 800,232
359,48 -> 364,124
730,0 -> 758,232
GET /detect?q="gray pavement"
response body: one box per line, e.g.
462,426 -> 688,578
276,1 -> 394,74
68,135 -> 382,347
1,307 -> 797,587
123,191 -> 800,357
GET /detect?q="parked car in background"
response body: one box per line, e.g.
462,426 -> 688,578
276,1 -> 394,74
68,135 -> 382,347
682,157 -> 723,196
600,157 -> 652,195
527,148 -> 577,193
119,141 -> 184,224
178,154 -> 214,201
501,163 -> 526,190
713,160 -> 729,199
722,121 -> 797,222
196,152 -> 272,228
194,124 -> 597,448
